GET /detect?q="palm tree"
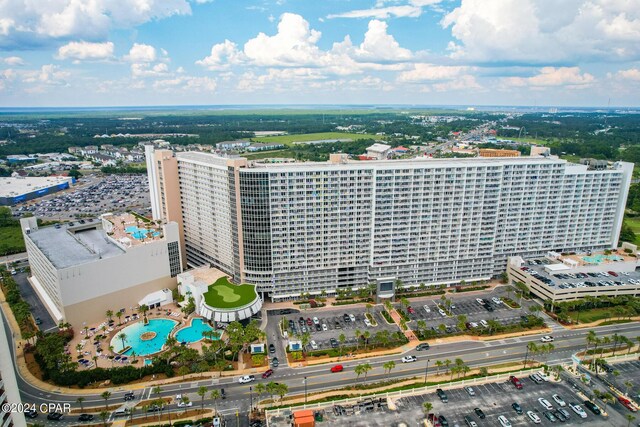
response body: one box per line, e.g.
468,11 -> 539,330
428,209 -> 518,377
585,330 -> 597,356
454,358 -> 465,379
210,389 -> 221,413
625,381 -> 634,397
361,363 -> 373,383
435,360 -> 443,375
106,310 -> 113,321
118,332 -> 127,349
197,386 -> 207,412
627,414 -> 636,427
180,395 -> 190,413
116,311 -> 123,325
354,328 -> 362,349
101,391 -> 111,410
254,382 -> 266,409
152,386 -> 163,400
76,397 -> 85,412
444,359 -> 451,377
138,304 -> 150,323
600,336 -> 611,359
338,333 -> 346,355
363,330 -> 371,350
277,383 -> 289,403
99,410 -> 109,427
383,360 -> 396,379
422,401 -> 433,417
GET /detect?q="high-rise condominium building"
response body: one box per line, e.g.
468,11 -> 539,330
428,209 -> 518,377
148,149 -> 632,300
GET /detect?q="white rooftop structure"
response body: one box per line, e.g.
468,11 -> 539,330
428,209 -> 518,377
0,176 -> 73,198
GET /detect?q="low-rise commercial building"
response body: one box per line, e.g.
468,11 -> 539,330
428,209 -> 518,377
20,214 -> 183,328
507,251 -> 640,302
0,176 -> 75,205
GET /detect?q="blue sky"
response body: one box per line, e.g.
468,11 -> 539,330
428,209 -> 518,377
1,0 -> 640,107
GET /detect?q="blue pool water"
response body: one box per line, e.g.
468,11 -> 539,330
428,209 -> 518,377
124,226 -> 160,240
111,319 -> 178,356
174,318 -> 215,343
582,254 -> 623,264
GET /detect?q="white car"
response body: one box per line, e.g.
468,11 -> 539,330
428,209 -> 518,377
310,340 -> 318,350
527,411 -> 541,424
363,318 -> 372,327
401,355 -> 417,363
438,309 -> 447,317
177,401 -> 192,407
322,323 -> 328,331
469,322 -> 478,328
349,314 -> 356,322
570,402 -> 587,418
537,371 -> 549,382
552,394 -> 566,407
492,297 -> 502,304
538,398 -> 553,410
476,298 -> 484,305
479,319 -> 488,327
423,305 -> 431,313
540,335 -> 554,343
238,375 -> 256,384
175,394 -> 183,400
465,386 -> 476,396
313,317 -> 319,325
498,415 -> 512,427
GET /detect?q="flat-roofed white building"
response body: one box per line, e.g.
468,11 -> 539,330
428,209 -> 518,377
151,151 -> 633,301
0,176 -> 74,206
20,213 -> 183,328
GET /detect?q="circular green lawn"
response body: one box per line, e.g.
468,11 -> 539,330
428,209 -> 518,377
203,277 -> 258,309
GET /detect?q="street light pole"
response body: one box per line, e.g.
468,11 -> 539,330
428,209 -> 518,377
249,386 -> 253,413
523,344 -> 530,369
424,359 -> 430,385
304,376 -> 308,404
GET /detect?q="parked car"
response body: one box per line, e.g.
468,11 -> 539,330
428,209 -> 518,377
416,343 -> 430,351
423,305 -> 431,313
363,318 -> 372,327
331,364 -> 344,373
527,411 -> 541,424
269,344 -> 276,354
322,323 -> 328,331
310,340 -> 318,350
349,314 -> 356,322
511,402 -> 523,415
306,318 -> 313,326
78,414 -> 94,422
473,407 -> 485,419
552,394 -> 566,407
543,411 -> 557,422
464,415 -> 478,427
262,369 -> 274,379
497,415 -> 512,427
538,398 -> 553,410
465,386 -> 476,396
407,306 -> 416,314
330,338 -> 339,348
618,396 -> 638,412
25,410 -> 38,419
313,317 -> 319,325
557,407 -> 571,419
583,400 -> 601,415
537,371 -> 550,382
554,409 -> 568,422
47,413 -> 64,421
239,375 -> 256,384
271,357 -> 279,367
438,415 -> 449,427
401,355 -> 417,363
509,375 -> 523,389
436,388 -> 448,403
569,402 -> 587,418
343,313 -> 351,322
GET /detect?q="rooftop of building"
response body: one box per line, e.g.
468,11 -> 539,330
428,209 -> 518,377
101,212 -> 166,247
0,176 -> 73,198
180,265 -> 229,285
26,219 -> 124,269
202,277 -> 258,309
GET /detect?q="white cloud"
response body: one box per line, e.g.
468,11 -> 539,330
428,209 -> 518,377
442,0 -> 640,64
336,20 -> 413,62
433,74 -> 481,91
124,43 -> 158,63
196,40 -> 245,70
57,41 -> 114,61
503,67 -> 595,88
2,56 -> 23,65
243,13 -> 323,67
153,75 -> 216,92
327,0 -> 443,19
614,68 -> 640,81
131,62 -> 170,78
23,64 -> 71,86
397,63 -> 471,82
0,0 -> 194,47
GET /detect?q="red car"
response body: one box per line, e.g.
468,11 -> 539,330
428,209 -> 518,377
407,306 -> 416,314
262,369 -> 274,379
509,375 -> 523,390
330,364 -> 344,373
306,318 -> 313,326
427,413 -> 441,427
608,271 -> 618,277
619,396 -> 638,412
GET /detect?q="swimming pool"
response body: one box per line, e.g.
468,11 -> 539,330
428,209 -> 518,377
174,318 -> 215,343
125,225 -> 161,240
111,318 -> 178,356
582,254 -> 624,264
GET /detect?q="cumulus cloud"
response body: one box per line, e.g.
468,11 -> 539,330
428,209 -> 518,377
397,63 -> 472,82
613,68 -> 640,81
196,40 -> 245,70
153,75 -> 216,92
23,64 -> 71,86
503,67 -> 595,88
57,41 -> 114,61
124,43 -> 159,63
334,20 -> 413,62
0,0 -> 196,48
442,0 -> 640,64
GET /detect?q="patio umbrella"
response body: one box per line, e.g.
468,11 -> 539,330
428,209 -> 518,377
114,356 -> 121,360
90,327 -> 96,331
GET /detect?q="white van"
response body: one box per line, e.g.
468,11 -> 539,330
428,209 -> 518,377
113,407 -> 130,417
423,305 -> 431,313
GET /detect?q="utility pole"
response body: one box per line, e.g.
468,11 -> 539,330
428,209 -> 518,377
304,376 -> 308,404
249,386 -> 253,413
424,359 -> 430,384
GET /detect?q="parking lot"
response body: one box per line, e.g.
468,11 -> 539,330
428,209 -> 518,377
13,174 -> 151,219
317,375 -> 618,426
398,288 -> 534,336
523,258 -> 640,290
606,360 -> 640,399
282,307 -> 401,352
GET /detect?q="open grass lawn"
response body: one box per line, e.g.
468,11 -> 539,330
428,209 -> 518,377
244,149 -> 297,160
0,225 -> 25,256
203,277 -> 257,309
252,131 -> 380,145
625,216 -> 640,234
567,307 -> 617,324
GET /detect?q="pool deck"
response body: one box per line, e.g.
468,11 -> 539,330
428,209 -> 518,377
102,212 -> 165,246
66,303 -> 220,370
562,250 -> 636,267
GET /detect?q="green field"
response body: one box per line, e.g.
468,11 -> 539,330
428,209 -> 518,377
253,132 -> 380,145
203,277 -> 257,309
568,307 -> 617,324
0,225 -> 26,256
626,216 -> 640,234
244,149 -> 297,160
